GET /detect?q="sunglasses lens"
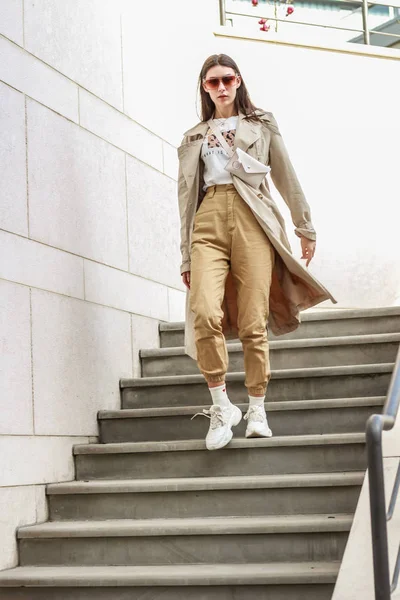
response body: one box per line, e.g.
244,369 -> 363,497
223,76 -> 236,86
205,75 -> 237,89
207,78 -> 220,89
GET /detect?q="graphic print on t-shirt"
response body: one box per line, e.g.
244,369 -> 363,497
202,126 -> 236,161
206,127 -> 236,150
200,116 -> 239,191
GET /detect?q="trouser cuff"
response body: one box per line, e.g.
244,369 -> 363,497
248,385 -> 267,396
202,374 -> 226,383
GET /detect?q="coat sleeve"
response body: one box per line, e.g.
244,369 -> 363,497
177,136 -> 191,275
267,113 -> 317,241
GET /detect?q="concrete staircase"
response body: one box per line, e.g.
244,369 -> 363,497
1,307 -> 399,599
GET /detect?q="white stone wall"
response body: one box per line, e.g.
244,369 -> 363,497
1,0 -> 399,573
112,0 -> 400,308
0,0 -> 190,570
212,28 -> 400,308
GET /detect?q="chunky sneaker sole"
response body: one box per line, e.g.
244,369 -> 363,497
192,403 -> 243,451
244,404 -> 273,438
245,421 -> 273,438
208,404 -> 242,451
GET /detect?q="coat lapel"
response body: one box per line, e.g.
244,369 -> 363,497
235,110 -> 263,153
178,110 -> 263,192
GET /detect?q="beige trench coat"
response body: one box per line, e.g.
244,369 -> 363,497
177,108 -> 337,361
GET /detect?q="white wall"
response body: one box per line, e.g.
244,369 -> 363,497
116,0 -> 400,308
212,27 -> 400,307
1,0 -> 399,572
0,0 -> 188,570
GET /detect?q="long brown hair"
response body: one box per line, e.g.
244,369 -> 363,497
198,54 -> 265,124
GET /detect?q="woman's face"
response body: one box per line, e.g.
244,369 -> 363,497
202,65 -> 241,113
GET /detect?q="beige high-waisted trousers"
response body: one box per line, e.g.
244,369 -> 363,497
189,182 -> 276,396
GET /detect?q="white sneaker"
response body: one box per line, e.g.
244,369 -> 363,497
191,403 -> 242,450
244,405 -> 273,438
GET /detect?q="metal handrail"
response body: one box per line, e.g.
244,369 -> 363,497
366,344 -> 400,599
219,0 -> 400,45
223,7 -> 400,36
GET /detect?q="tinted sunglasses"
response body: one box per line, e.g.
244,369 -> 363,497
203,75 -> 238,90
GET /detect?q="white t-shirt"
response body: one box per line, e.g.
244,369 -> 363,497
200,115 -> 238,192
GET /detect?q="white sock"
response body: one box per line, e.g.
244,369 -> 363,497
209,383 -> 231,408
248,394 -> 265,407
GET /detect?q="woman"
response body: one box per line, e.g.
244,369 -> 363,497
177,54 -> 337,452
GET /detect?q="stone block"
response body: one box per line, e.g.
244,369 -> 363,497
162,140 -> 179,180
84,259 -> 169,322
0,0 -> 23,45
0,485 -> 44,570
0,36 -> 78,122
126,155 -> 181,288
31,288 -> 132,436
24,0 -> 123,109
0,280 -> 33,435
0,82 -> 27,235
131,314 -> 160,378
80,89 -> 163,171
0,436 -> 88,486
27,99 -> 128,269
168,287 -> 186,322
0,230 -> 84,299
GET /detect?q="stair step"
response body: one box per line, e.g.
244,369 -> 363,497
142,333 -> 400,377
19,514 -> 353,537
74,432 -> 366,454
3,306 -> 397,600
73,433 -> 366,480
17,515 -> 351,566
48,471 -> 365,494
159,306 -> 400,348
0,562 -> 340,600
47,471 -> 365,521
98,396 -> 384,442
120,363 -> 394,408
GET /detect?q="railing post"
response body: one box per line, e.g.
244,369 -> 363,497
366,415 -> 391,600
219,0 -> 226,25
361,0 -> 371,44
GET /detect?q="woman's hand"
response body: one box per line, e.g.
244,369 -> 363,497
300,236 -> 316,267
182,271 -> 191,289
